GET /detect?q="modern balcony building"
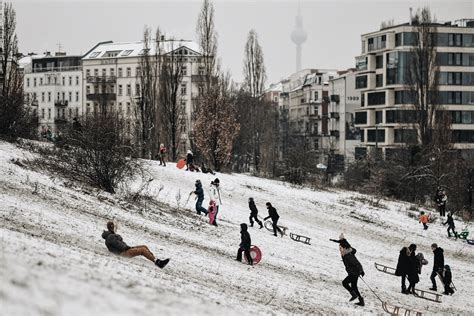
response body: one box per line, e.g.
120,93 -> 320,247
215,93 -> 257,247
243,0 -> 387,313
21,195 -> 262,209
23,53 -> 82,135
353,19 -> 474,159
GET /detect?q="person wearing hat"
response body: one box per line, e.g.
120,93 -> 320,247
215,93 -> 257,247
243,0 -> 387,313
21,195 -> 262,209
248,197 -> 263,228
101,221 -> 169,268
158,143 -> 167,166
429,243 -> 444,291
191,179 -> 208,215
208,178 -> 221,225
395,245 -> 412,294
185,150 -> 194,171
236,223 -> 253,265
264,202 -> 283,237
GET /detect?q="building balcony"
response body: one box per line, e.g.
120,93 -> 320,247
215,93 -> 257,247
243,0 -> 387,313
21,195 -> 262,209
330,130 -> 340,138
330,95 -> 340,103
54,117 -> 68,124
330,112 -> 340,119
31,100 -> 39,107
86,76 -> 117,84
55,100 -> 68,107
308,113 -> 320,120
86,93 -> 117,101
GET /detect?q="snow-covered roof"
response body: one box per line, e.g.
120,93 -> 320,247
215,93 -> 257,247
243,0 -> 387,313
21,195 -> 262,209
83,40 -> 202,60
265,82 -> 283,93
18,54 -> 45,69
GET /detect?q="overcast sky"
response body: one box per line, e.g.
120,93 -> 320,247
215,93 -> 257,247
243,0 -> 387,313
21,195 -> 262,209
13,0 -> 474,84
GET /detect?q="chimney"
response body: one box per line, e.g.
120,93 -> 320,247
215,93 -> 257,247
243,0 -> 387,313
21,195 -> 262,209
160,35 -> 165,41
409,7 -> 413,25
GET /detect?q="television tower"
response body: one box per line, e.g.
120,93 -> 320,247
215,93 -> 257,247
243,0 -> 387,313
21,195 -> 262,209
291,4 -> 307,72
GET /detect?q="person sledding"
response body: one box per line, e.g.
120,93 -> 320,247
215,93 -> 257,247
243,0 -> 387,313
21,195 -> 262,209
443,211 -> 457,238
190,179 -> 208,216
208,178 -> 222,226
236,223 -> 253,265
248,197 -> 263,229
101,221 -> 169,268
208,200 -> 218,227
340,246 -> 365,306
330,233 -> 352,250
264,202 -> 283,237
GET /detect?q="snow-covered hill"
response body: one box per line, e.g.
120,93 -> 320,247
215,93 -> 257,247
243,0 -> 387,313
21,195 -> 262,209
0,141 -> 473,316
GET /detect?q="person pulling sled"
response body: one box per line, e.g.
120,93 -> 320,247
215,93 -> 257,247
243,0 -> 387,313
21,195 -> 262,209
101,221 -> 169,268
340,247 -> 365,306
440,265 -> 455,295
248,197 -> 263,229
443,211 -> 457,238
264,202 -> 283,237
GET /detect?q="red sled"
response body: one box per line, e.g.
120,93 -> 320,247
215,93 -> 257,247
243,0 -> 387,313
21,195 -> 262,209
176,159 -> 186,169
244,245 -> 262,265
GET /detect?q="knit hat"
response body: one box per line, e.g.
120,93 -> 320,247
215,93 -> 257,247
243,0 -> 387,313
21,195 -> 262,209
409,244 -> 417,252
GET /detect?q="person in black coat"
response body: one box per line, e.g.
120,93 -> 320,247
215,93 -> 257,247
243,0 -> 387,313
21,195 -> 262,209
395,246 -> 411,294
191,180 -> 208,215
248,198 -> 263,228
101,221 -> 169,268
236,223 -> 253,265
340,247 -> 365,306
264,202 -> 283,237
185,150 -> 194,171
429,243 -> 445,291
406,247 -> 420,295
443,211 -> 457,238
441,265 -> 455,295
330,233 -> 352,249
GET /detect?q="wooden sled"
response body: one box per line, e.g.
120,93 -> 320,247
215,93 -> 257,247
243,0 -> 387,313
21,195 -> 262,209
382,301 -> 423,316
264,220 -> 288,236
374,262 -> 397,276
289,232 -> 311,245
413,289 -> 442,303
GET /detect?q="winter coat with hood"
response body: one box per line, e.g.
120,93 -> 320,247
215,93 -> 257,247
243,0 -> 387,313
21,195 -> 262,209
444,214 -> 455,227
341,248 -> 364,277
208,184 -> 221,206
101,230 -> 131,254
249,200 -> 258,215
395,247 -> 410,276
406,252 -> 420,284
264,206 -> 279,221
443,267 -> 452,284
194,182 -> 204,200
239,223 -> 251,250
433,247 -> 445,271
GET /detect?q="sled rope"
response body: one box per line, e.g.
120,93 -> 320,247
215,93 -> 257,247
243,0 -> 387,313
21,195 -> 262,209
360,276 -> 384,304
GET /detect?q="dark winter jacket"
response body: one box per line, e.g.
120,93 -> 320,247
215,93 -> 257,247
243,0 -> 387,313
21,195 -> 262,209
186,153 -> 194,164
443,269 -> 452,284
342,248 -> 364,276
395,247 -> 410,276
249,200 -> 259,215
239,223 -> 251,250
194,183 -> 204,200
443,214 -> 455,228
101,230 -> 131,254
330,238 -> 352,249
406,252 -> 420,284
264,206 -> 279,222
433,247 -> 445,271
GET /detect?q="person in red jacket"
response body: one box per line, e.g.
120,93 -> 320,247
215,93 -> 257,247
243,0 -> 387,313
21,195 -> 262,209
101,221 -> 169,268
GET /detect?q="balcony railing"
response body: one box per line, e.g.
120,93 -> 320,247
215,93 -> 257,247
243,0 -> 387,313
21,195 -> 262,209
86,76 -> 117,84
330,112 -> 340,119
55,100 -> 68,107
86,93 -> 117,101
31,66 -> 81,73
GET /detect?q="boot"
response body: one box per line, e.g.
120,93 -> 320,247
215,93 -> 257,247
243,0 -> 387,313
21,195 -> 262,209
355,297 -> 365,306
250,222 -> 254,227
259,222 -> 263,229
429,287 -> 437,291
349,291 -> 358,301
155,258 -> 170,269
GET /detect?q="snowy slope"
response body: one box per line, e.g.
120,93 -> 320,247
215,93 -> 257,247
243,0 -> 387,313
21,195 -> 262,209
0,140 -> 473,316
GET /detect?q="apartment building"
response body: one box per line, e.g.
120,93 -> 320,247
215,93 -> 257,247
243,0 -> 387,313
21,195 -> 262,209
354,19 -> 474,158
23,53 -> 82,134
81,39 -> 204,153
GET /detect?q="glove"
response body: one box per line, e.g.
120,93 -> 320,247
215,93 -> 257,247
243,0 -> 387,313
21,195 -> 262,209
360,271 -> 365,277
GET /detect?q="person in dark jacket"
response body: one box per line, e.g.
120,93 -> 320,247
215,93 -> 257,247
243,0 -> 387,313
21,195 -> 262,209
429,243 -> 445,291
248,198 -> 263,228
185,150 -> 194,171
443,211 -> 457,238
441,265 -> 455,295
264,202 -> 283,237
406,246 -> 420,295
340,247 -> 365,306
330,233 -> 352,249
395,246 -> 411,294
236,223 -> 253,265
435,190 -> 447,217
191,180 -> 208,215
101,221 -> 169,268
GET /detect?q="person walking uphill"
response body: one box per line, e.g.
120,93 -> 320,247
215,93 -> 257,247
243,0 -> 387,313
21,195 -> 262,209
101,221 -> 169,268
248,198 -> 263,228
190,180 -> 208,216
208,178 -> 222,226
430,243 -> 445,291
264,202 -> 283,237
236,223 -> 253,265
340,247 -> 365,306
443,211 -> 457,238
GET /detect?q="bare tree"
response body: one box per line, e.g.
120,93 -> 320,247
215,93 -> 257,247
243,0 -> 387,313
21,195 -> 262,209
193,72 -> 239,171
406,7 -> 440,147
196,0 -> 218,91
243,29 -> 266,98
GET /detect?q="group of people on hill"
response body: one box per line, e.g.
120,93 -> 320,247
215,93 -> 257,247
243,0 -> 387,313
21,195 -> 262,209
396,243 -> 454,296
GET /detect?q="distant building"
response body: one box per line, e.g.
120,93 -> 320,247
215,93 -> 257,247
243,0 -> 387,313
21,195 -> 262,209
354,19 -> 474,158
23,53 -> 82,135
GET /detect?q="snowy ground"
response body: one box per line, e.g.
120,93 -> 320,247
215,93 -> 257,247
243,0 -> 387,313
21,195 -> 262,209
0,140 -> 473,316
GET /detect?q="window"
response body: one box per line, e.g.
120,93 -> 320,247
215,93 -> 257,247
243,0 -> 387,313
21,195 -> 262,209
395,33 -> 402,46
138,49 -> 150,55
182,66 -> 187,76
181,84 -> 187,95
48,92 -> 51,102
86,86 -> 90,94
376,55 -> 383,69
126,102 -> 131,115
355,57 -> 367,71
367,129 -> 385,142
47,76 -> 51,85
355,75 -> 367,89
94,69 -> 99,76
376,74 -> 383,87
34,78 -> 37,87
76,76 -> 79,85
368,35 -> 386,51
136,84 -> 140,95
118,85 -> 123,96
41,92 -> 45,102
394,129 -> 417,143
54,76 -> 57,84
126,68 -> 131,77
198,66 -> 205,75
40,78 -> 43,85
62,92 -> 65,100
126,84 -> 131,96
448,53 -> 462,66
110,68 -> 115,77
89,51 -> 101,58
68,76 -> 72,86
395,91 -> 414,104
57,92 -> 60,100
68,92 -> 72,102
449,33 -> 463,47
76,91 -> 79,102
121,50 -> 133,56
314,91 -> 319,101
452,130 -> 474,143
447,91 -> 462,104
48,108 -> 51,119
41,108 -> 45,119
367,91 -> 385,106
448,72 -> 462,85
118,68 -> 123,77
102,69 -> 106,77
375,111 -> 383,124
86,69 -> 90,77
136,67 -> 141,77
103,50 -> 122,57
27,78 -> 30,87
355,112 -> 367,124
69,108 -> 72,118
